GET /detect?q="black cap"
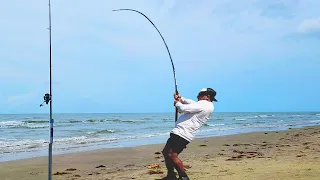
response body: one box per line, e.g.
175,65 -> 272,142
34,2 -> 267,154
198,88 -> 218,102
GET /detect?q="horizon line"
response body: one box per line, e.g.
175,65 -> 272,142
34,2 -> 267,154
0,110 -> 319,115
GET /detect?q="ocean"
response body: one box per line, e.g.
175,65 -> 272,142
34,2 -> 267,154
0,112 -> 319,162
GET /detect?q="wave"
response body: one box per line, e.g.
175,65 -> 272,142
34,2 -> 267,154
11,125 -> 49,129
69,120 -> 83,123
22,120 -> 48,123
0,121 -> 23,127
204,123 -> 225,127
257,114 -> 276,118
161,118 -> 173,122
0,139 -> 47,154
247,124 -> 280,128
86,119 -> 145,124
233,118 -> 246,121
200,127 -> 236,133
95,129 -> 117,134
0,120 -> 66,129
243,120 -> 320,129
0,121 -> 46,129
0,118 -> 147,128
0,132 -> 170,154
87,119 -> 106,123
87,129 -> 119,136
310,120 -> 320,123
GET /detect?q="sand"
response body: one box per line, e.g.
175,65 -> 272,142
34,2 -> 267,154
1,126 -> 320,180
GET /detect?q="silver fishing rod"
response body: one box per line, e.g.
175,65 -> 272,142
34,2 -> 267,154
40,0 -> 53,179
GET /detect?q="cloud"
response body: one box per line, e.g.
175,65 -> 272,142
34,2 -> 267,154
1,0 -> 320,113
0,1 -> 312,84
298,18 -> 320,34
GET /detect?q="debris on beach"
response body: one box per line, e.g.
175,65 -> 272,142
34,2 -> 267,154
147,164 -> 160,169
226,149 -> 264,161
53,171 -> 71,175
66,168 -> 77,171
96,165 -> 106,168
147,170 -> 164,175
125,164 -> 135,167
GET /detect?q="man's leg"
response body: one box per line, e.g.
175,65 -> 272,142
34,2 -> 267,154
168,148 -> 189,179
162,139 -> 177,179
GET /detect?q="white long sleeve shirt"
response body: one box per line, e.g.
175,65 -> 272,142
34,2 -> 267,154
171,97 -> 214,142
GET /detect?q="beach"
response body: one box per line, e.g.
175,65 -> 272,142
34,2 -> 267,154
1,126 -> 319,180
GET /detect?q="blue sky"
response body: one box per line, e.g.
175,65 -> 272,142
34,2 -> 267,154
0,0 -> 319,114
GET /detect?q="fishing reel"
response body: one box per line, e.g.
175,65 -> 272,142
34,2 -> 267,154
40,93 -> 51,107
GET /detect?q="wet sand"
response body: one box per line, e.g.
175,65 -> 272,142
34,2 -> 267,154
1,126 -> 320,180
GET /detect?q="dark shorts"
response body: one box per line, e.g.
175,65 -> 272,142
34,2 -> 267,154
166,133 -> 190,154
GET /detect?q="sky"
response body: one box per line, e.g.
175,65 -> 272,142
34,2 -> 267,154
0,0 -> 319,114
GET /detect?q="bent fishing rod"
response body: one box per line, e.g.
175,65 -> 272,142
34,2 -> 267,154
112,9 -> 179,122
39,0 -> 53,180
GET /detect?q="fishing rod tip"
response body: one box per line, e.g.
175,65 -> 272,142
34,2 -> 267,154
112,9 -> 134,12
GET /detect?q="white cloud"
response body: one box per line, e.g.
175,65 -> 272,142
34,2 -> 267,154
298,18 -> 320,33
1,0 -> 320,87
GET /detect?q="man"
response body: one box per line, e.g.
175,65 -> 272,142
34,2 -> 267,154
161,88 -> 217,180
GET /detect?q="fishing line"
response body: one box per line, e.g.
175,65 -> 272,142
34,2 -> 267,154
112,9 -> 179,122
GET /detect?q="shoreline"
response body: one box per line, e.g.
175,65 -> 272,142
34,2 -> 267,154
1,125 -> 318,163
1,125 -> 320,180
